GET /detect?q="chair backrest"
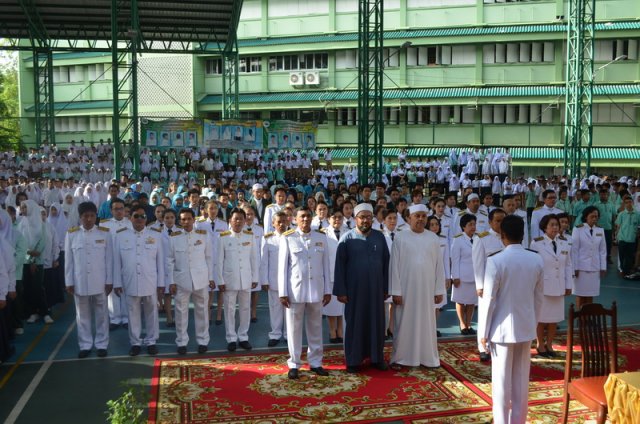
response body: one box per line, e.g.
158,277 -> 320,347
564,302 -> 618,382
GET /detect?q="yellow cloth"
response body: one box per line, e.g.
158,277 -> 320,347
605,371 -> 640,424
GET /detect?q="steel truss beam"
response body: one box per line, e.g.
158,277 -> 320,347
564,0 -> 596,179
222,46 -> 239,120
358,0 -> 384,185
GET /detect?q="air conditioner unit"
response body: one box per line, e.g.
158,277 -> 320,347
289,72 -> 304,86
305,71 -> 320,86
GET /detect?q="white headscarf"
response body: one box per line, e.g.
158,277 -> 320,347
62,193 -> 80,228
0,207 -> 14,245
17,199 -> 44,249
48,203 -> 69,243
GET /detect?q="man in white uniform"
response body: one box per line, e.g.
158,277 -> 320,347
453,193 -> 489,235
263,187 -> 287,234
278,206 -> 331,379
260,210 -> 289,347
479,215 -> 544,424
65,202 -> 113,358
389,204 -> 446,369
167,208 -> 215,355
530,189 -> 562,241
100,198 -> 132,330
113,204 -> 165,356
217,208 -> 258,352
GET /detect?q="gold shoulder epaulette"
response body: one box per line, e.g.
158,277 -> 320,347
149,227 -> 161,233
487,249 -> 503,257
316,229 -> 326,234
478,210 -> 487,216
264,232 -> 275,238
195,229 -> 207,235
576,224 -> 584,228
68,226 -> 79,233
116,227 -> 128,233
170,231 -> 183,237
533,236 -> 543,242
439,234 -> 446,238
196,217 -> 206,222
458,210 -> 467,216
100,218 -> 111,222
453,233 -> 463,238
243,230 -> 252,235
558,235 -> 567,241
283,229 -> 295,236
267,204 -> 276,208
98,226 -> 109,232
533,206 -> 542,211
478,231 -> 490,238
220,230 -> 232,237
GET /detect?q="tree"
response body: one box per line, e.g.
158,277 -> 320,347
0,65 -> 22,151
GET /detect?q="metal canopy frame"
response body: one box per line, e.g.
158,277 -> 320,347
0,0 -> 243,179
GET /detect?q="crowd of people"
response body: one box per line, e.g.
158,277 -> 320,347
1,141 -> 639,423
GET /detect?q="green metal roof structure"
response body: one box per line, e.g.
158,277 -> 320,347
24,100 -> 125,112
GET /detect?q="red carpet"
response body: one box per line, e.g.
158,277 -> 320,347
149,329 -> 640,423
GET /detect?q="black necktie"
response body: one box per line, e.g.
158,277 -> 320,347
211,221 -> 215,232
334,230 -> 340,239
552,240 -> 557,254
247,227 -> 252,233
380,223 -> 384,230
347,221 -> 351,229
470,237 -> 473,244
168,228 -> 172,235
590,228 -> 593,236
390,232 -> 395,241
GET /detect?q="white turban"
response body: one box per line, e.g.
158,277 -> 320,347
354,203 -> 373,216
408,204 -> 428,215
466,193 -> 479,202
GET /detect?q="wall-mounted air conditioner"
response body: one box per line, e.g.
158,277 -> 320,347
305,71 -> 320,86
289,71 -> 304,86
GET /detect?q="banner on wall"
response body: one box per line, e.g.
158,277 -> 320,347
141,119 -> 204,149
203,119 -> 263,150
264,120 -> 317,150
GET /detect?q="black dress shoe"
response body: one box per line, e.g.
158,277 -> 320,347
122,323 -> 129,330
129,345 -> 141,356
227,342 -> 237,352
166,321 -> 175,328
109,323 -> 118,331
460,328 -> 470,335
346,366 -> 360,373
329,337 -> 339,343
336,337 -> 343,343
479,352 -> 491,362
78,349 -> 91,359
215,319 -> 223,326
267,339 -> 279,347
250,317 -> 257,323
467,327 -> 477,335
97,349 -> 108,358
197,345 -> 208,354
287,368 -> 299,379
239,341 -> 252,350
372,362 -> 389,371
437,330 -> 442,337
177,346 -> 187,355
310,367 -> 329,376
536,348 -> 550,358
147,345 -> 158,355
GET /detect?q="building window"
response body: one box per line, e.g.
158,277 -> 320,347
595,39 -> 639,61
56,116 -> 89,132
481,104 -> 553,124
483,42 -> 554,64
268,53 -> 328,71
239,56 -> 262,73
205,59 -> 223,75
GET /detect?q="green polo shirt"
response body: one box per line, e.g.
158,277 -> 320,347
595,201 -> 616,230
556,198 -> 572,213
525,190 -> 537,208
615,210 -> 640,243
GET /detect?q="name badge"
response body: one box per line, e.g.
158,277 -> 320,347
561,251 -> 568,255
595,233 -> 602,237
242,241 -> 251,246
195,240 -> 202,246
146,237 -> 155,245
95,239 -> 105,244
315,242 -> 323,247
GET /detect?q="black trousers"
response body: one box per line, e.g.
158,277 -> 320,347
618,241 -> 637,275
23,264 -> 49,316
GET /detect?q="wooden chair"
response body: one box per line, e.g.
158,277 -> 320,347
561,302 -> 618,424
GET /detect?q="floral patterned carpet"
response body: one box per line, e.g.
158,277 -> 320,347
149,329 -> 640,423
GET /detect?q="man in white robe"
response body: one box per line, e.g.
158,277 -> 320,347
389,204 -> 446,368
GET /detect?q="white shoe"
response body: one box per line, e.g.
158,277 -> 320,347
44,315 -> 54,324
15,328 -> 24,335
26,314 -> 39,323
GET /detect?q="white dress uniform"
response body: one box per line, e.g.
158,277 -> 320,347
434,234 -> 450,309
113,227 -> 165,347
513,210 -> 529,246
167,228 -> 214,348
278,228 -> 331,370
321,227 -> 345,317
64,225 -> 113,351
472,229 -> 505,352
260,231 -> 286,340
450,233 -> 478,305
453,209 -> 489,235
263,203 -> 285,234
530,235 -> 573,323
245,225 -> 264,293
217,229 -> 259,344
101,217 -> 132,326
435,213 -> 454,243
571,224 -> 606,296
194,216 -> 228,293
529,205 -> 563,241
478,244 -> 544,424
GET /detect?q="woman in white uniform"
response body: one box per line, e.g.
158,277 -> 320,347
530,214 -> 573,357
571,206 -> 607,309
322,209 -> 345,343
450,214 -> 478,335
427,215 -> 451,338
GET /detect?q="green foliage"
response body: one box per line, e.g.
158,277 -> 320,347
0,65 -> 22,151
105,380 -> 149,424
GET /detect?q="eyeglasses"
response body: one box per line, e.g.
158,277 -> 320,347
132,214 -> 147,220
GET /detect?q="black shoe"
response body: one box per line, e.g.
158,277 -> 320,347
227,342 -> 237,352
78,349 -> 91,359
346,365 -> 360,374
288,368 -> 299,380
147,345 -> 158,355
437,330 -> 442,338
97,349 -> 108,358
460,328 -> 469,335
109,323 -> 118,331
267,339 -> 279,347
329,337 -> 339,343
467,327 -> 477,335
372,362 -> 389,371
166,321 -> 175,328
310,367 -> 329,376
177,346 -> 187,355
122,323 -> 128,330
129,345 -> 141,356
215,319 -> 223,325
536,348 -> 550,358
239,341 -> 252,350
386,329 -> 393,339
197,345 -> 208,354
546,349 -> 557,358
336,337 -> 343,343
250,317 -> 257,323
479,352 -> 491,362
